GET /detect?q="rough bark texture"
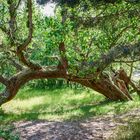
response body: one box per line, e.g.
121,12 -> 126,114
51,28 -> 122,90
0,68 -> 134,106
70,73 -> 132,101
0,69 -> 65,106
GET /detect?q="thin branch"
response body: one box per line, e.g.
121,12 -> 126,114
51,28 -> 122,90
10,59 -> 25,71
129,62 -> 133,79
17,0 -> 33,52
77,8 -> 139,27
126,63 -> 140,70
83,42 -> 140,73
57,42 -> 68,74
114,59 -> 140,63
129,80 -> 140,95
85,37 -> 94,58
109,25 -> 133,48
57,7 -> 68,73
15,0 -> 21,10
0,75 -> 9,86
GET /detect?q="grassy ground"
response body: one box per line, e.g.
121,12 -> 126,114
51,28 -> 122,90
1,87 -> 140,140
1,87 -> 140,124
110,120 -> 140,140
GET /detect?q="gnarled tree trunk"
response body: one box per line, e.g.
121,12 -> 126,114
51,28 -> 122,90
0,68 -> 139,106
0,69 -> 65,106
70,72 -> 132,101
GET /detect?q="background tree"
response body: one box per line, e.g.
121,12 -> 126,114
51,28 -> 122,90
0,0 -> 140,106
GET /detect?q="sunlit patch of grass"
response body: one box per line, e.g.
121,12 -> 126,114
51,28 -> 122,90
1,88 -> 140,123
2,96 -> 47,114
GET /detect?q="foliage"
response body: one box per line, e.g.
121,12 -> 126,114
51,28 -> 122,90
0,0 -> 140,77
28,79 -> 58,89
29,0 -> 140,77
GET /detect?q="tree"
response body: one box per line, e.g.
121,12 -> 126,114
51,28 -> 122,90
0,0 -> 140,106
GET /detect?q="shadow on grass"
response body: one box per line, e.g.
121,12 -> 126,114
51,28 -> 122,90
0,110 -> 40,124
1,87 -> 137,124
0,99 -> 119,124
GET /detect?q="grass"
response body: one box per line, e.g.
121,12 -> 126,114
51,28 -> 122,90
110,120 -> 140,140
1,87 -> 140,140
1,87 -> 140,124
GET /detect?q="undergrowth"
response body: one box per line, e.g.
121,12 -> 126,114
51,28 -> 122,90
110,120 -> 140,140
0,124 -> 19,140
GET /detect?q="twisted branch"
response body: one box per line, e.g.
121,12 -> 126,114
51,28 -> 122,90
16,0 -> 42,70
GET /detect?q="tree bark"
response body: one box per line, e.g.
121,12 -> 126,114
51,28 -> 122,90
69,74 -> 132,101
0,68 -> 66,106
0,68 -> 134,106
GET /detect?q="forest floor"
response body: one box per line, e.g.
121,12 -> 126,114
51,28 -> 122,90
1,88 -> 140,140
13,108 -> 140,140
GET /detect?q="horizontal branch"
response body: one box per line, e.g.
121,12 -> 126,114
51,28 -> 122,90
45,55 -> 60,60
12,68 -> 66,86
86,42 -> 140,73
113,59 -> 140,63
77,9 -> 140,27
0,68 -> 64,106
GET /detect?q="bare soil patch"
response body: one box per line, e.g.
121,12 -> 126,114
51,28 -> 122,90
13,108 -> 140,140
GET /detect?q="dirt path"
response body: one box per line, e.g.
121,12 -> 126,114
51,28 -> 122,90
14,108 -> 140,140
